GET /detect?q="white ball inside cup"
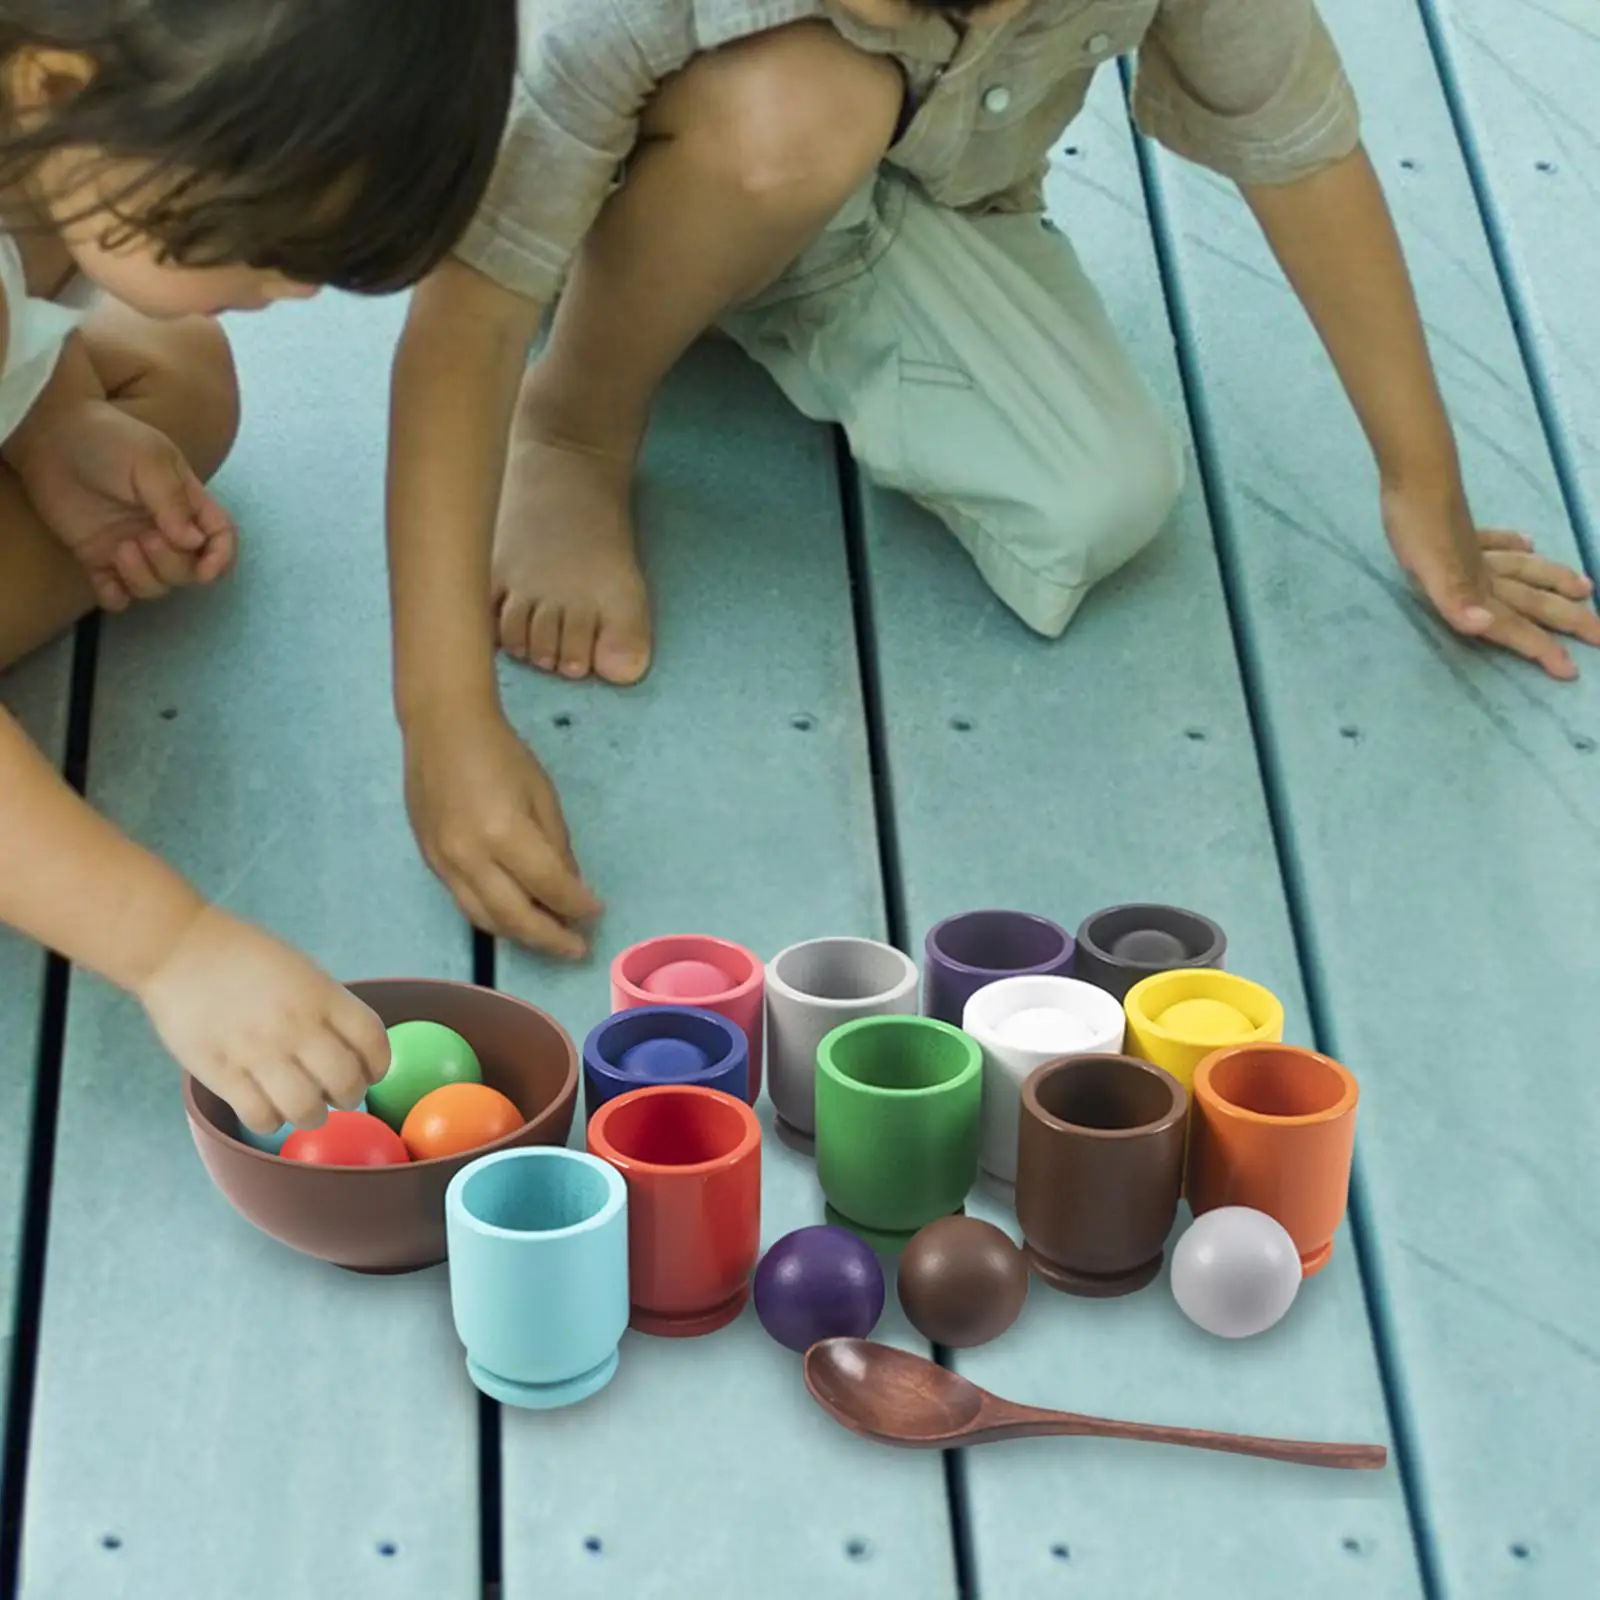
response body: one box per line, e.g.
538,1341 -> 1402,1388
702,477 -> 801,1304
995,1006 -> 1096,1054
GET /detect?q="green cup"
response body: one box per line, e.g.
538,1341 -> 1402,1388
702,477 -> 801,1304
815,1016 -> 983,1249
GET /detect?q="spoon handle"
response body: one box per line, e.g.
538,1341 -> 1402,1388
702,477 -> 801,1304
989,1404 -> 1388,1472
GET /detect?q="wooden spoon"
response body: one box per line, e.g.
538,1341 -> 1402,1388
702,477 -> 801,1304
803,1339 -> 1387,1472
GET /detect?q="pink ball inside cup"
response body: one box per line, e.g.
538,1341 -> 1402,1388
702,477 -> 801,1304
642,959 -> 733,1000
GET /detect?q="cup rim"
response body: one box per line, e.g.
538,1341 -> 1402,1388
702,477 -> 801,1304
923,910 -> 1074,978
962,974 -> 1125,1046
446,1147 -> 627,1241
1194,1044 -> 1358,1126
1122,968 -> 1283,1044
766,937 -> 919,1009
587,1083 -> 762,1175
816,1015 -> 983,1100
182,977 -> 579,1175
611,935 -> 763,1008
1075,903 -> 1225,968
586,1004 -> 745,1081
1021,1054 -> 1188,1141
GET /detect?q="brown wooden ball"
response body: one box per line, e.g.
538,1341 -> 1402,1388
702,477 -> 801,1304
896,1216 -> 1029,1348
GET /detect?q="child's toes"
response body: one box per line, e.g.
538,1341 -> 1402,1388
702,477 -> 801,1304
497,593 -> 535,662
526,601 -> 563,673
593,599 -> 652,686
558,605 -> 600,679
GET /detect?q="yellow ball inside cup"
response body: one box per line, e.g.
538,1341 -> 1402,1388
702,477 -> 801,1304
1156,997 -> 1252,1043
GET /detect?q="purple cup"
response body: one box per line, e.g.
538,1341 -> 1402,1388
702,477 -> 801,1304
922,911 -> 1076,1026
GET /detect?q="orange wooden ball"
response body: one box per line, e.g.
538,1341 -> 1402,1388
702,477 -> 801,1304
400,1082 -> 524,1160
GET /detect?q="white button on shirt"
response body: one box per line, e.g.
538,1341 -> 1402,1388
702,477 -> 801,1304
1086,32 -> 1113,58
983,85 -> 1013,115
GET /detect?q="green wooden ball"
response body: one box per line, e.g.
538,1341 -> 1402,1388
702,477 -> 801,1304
369,1021 -> 482,1130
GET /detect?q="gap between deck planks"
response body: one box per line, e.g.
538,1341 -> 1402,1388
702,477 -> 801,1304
0,637 -> 74,1587
490,337 -> 962,1600
851,72 -> 1421,1600
1417,0 -> 1599,570
14,296 -> 486,1600
1141,1 -> 1600,1594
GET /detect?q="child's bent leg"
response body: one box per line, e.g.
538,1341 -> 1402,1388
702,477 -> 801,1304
726,188 -> 1185,637
80,303 -> 241,484
495,21 -> 903,683
0,308 -> 240,672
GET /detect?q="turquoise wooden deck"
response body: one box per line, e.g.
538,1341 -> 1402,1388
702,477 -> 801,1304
3,5 -> 1597,1595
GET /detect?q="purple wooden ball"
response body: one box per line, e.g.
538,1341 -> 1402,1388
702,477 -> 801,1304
754,1226 -> 886,1353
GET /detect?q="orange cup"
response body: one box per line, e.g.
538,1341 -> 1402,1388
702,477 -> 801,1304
1189,1045 -> 1358,1278
587,1084 -> 762,1337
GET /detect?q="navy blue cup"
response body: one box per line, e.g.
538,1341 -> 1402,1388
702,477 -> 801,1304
582,1005 -> 749,1120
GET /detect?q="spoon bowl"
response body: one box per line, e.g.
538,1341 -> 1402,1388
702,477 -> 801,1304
805,1338 -> 984,1443
802,1338 -> 1387,1472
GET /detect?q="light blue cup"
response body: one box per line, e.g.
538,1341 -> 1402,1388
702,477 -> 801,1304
444,1147 -> 629,1410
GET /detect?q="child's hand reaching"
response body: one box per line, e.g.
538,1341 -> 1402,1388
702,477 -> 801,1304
136,905 -> 391,1135
1381,478 -> 1600,680
404,706 -> 602,960
10,400 -> 237,612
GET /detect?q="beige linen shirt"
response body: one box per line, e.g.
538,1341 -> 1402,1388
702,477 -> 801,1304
458,0 -> 1362,304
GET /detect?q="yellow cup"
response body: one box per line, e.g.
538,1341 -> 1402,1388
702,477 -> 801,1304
1122,969 -> 1284,1096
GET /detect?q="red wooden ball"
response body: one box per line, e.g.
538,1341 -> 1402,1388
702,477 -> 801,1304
280,1110 -> 410,1167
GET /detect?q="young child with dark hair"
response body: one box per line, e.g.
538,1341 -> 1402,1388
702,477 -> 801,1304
0,0 -> 516,1133
387,0 -> 1600,960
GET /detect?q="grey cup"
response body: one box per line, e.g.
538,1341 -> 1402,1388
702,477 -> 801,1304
764,938 -> 920,1138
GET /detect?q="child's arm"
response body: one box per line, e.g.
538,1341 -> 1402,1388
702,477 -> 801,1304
1242,148 -> 1600,678
387,259 -> 602,957
0,705 -> 387,1131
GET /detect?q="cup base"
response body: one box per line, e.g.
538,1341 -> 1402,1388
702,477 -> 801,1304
465,1348 -> 620,1411
1023,1242 -> 1163,1299
773,1116 -> 816,1157
1300,1240 -> 1334,1278
823,1202 -> 966,1256
630,1282 -> 750,1339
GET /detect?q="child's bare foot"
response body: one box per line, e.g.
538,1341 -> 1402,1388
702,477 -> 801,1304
492,424 -> 653,684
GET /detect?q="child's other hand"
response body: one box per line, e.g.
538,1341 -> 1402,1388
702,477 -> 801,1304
12,401 -> 237,613
1381,479 -> 1600,680
404,706 -> 602,959
137,905 -> 390,1136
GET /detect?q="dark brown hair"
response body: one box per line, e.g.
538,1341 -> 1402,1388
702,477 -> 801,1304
0,0 -> 517,292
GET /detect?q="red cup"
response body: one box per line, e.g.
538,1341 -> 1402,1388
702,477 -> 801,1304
586,1085 -> 762,1337
611,936 -> 765,1103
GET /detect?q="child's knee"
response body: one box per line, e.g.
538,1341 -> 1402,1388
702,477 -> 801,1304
160,318 -> 243,480
649,23 -> 902,215
1073,407 -> 1186,581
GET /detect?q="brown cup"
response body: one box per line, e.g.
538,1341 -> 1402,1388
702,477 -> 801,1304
1015,1054 -> 1188,1298
1189,1044 -> 1358,1277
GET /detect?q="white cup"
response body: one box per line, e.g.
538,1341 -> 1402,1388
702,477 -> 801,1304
963,975 -> 1127,1182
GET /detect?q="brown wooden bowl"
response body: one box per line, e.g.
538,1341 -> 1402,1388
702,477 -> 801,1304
182,979 -> 579,1274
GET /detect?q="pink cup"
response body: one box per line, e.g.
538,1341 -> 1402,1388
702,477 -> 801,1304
610,936 -> 764,1104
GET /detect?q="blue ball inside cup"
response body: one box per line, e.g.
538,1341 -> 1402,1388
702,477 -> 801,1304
618,1036 -> 711,1083
582,1005 -> 749,1119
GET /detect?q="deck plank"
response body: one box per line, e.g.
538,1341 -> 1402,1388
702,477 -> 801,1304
1420,0 -> 1600,557
853,75 -> 1422,1600
0,642 -> 72,1461
1143,1 -> 1600,1592
18,296 -> 483,1598
493,338 -> 960,1600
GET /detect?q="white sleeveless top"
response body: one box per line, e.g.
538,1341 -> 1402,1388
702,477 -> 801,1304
0,230 -> 99,445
